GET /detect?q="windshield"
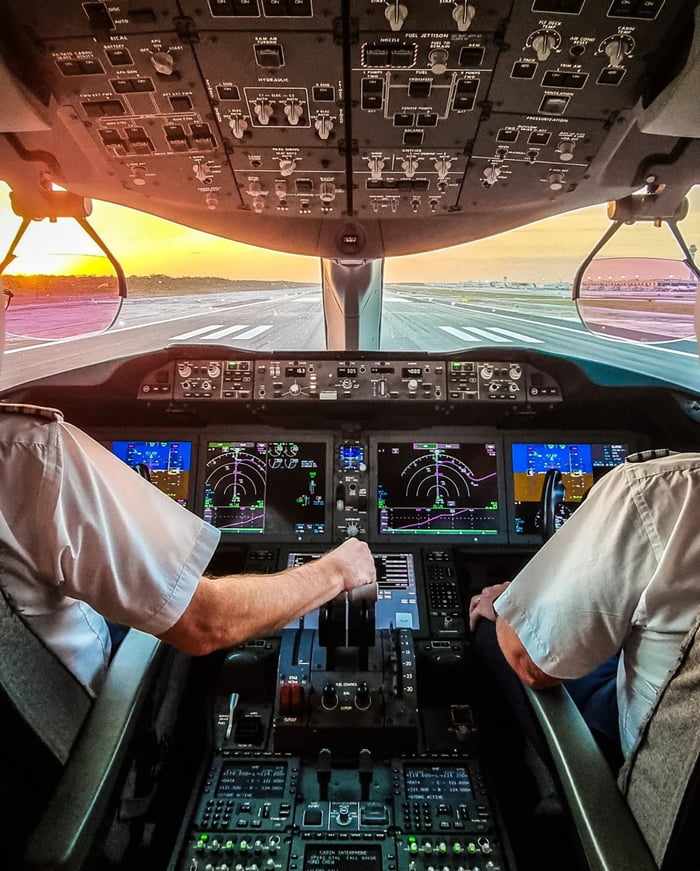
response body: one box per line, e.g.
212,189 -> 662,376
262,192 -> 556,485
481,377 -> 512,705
1,182 -> 698,393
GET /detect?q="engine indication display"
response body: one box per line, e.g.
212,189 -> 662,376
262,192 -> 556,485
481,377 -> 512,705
376,442 -> 500,537
511,442 -> 629,535
204,441 -> 327,537
110,440 -> 191,506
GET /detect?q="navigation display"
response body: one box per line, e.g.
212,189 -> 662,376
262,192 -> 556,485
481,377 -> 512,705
110,440 -> 191,506
511,442 -> 629,535
204,441 -> 327,536
376,441 -> 500,537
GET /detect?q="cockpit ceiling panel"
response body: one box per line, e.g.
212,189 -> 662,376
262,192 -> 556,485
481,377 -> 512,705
0,0 -> 698,258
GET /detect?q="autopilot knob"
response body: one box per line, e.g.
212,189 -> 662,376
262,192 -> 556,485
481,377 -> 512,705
322,682 -> 338,710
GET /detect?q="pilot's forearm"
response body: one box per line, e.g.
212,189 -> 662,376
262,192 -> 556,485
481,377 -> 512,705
495,616 -> 560,690
159,538 -> 376,656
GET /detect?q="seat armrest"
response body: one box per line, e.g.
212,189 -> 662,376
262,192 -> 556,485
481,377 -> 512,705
524,684 -> 657,871
23,630 -> 166,871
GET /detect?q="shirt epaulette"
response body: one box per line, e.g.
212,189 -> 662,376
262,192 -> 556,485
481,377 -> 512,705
626,449 -> 677,463
0,402 -> 64,422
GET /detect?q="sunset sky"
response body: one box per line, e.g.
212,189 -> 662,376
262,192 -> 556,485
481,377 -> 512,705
0,181 -> 697,285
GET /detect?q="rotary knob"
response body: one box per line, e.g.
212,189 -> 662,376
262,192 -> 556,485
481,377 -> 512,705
557,140 -> 576,162
401,157 -> 419,178
278,158 -> 296,177
481,165 -> 502,187
547,170 -> 565,191
385,1 -> 408,31
428,48 -> 449,75
314,116 -> 334,140
434,157 -> 453,180
254,101 -> 274,125
284,100 -> 304,125
368,155 -> 386,180
229,116 -> 249,139
150,51 -> 175,75
601,34 -> 634,67
452,1 -> 475,31
529,29 -> 560,61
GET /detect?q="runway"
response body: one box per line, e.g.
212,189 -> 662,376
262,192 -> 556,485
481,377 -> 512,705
2,285 -> 698,393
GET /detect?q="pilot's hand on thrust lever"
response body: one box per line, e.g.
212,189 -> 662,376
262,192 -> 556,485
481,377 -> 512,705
325,537 -> 377,592
468,582 -> 511,632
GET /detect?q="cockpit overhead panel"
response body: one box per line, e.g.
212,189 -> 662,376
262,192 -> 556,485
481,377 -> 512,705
1,0 -> 697,256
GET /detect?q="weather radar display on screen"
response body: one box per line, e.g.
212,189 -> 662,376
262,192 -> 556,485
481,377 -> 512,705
377,441 -> 500,536
204,441 -> 326,536
511,442 -> 629,535
110,440 -> 191,506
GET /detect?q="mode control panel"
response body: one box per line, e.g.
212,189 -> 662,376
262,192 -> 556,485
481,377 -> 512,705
255,359 -> 445,401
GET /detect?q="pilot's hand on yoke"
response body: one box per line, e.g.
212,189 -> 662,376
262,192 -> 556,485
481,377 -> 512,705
469,582 -> 511,631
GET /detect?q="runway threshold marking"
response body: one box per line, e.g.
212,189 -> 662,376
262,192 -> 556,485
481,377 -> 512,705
439,325 -> 542,344
169,324 -> 225,340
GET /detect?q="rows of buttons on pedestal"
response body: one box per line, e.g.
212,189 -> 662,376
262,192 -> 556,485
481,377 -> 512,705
402,800 -> 488,831
404,835 -> 502,871
200,799 -> 291,831
192,831 -> 285,871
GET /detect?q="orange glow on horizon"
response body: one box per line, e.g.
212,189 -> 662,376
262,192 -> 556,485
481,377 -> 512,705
0,182 -> 697,285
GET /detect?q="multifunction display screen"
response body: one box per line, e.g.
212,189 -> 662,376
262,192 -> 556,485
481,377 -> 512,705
376,442 -> 500,537
404,764 -> 473,801
304,846 -> 382,871
204,441 -> 326,536
110,440 -> 191,506
511,442 -> 629,535
216,762 -> 287,799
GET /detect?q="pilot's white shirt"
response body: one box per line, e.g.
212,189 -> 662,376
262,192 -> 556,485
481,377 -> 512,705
0,404 -> 220,694
495,451 -> 700,757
